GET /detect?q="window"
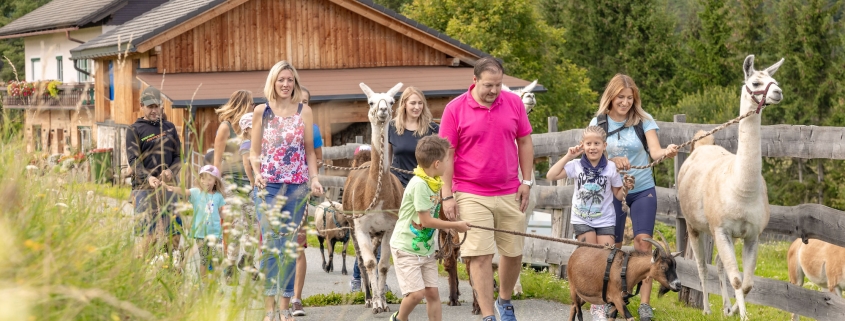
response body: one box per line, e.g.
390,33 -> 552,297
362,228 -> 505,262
56,56 -> 63,81
77,126 -> 92,152
31,58 -> 41,81
33,125 -> 42,151
77,59 -> 91,82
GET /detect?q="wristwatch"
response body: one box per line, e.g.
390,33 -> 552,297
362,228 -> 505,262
521,180 -> 534,187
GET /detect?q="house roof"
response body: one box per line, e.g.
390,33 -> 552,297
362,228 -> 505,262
135,66 -> 545,108
106,0 -> 170,26
0,0 -> 127,37
70,0 -> 489,62
70,0 -> 224,59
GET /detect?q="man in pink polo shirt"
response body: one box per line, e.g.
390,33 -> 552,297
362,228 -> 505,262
440,57 -> 534,321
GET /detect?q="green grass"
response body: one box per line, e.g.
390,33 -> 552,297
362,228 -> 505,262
78,182 -> 132,200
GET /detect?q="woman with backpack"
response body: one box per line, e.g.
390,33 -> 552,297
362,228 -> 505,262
588,74 -> 679,321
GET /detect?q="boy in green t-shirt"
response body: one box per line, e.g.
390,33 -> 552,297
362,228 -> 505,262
389,136 -> 471,321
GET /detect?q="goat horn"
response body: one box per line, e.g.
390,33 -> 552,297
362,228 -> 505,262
642,238 -> 666,255
654,230 -> 671,253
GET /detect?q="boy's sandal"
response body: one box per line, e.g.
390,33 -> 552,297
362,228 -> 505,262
262,311 -> 279,321
279,309 -> 294,321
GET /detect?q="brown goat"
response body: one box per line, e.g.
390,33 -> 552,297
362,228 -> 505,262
567,239 -> 681,321
788,238 -> 845,321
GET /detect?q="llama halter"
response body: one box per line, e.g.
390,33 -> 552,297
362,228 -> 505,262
745,82 -> 776,114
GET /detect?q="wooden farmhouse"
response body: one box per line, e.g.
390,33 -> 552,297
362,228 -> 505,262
0,0 -> 167,155
64,0 -> 542,171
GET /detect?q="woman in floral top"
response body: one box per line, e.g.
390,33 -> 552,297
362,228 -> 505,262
249,60 -> 323,321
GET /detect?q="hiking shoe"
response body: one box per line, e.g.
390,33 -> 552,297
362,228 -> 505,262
590,304 -> 608,321
291,301 -> 305,316
481,316 -> 497,321
638,303 -> 654,321
350,279 -> 362,292
389,311 -> 400,321
494,299 -> 516,321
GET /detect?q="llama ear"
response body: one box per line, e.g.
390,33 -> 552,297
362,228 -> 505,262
359,83 -> 375,99
386,82 -> 404,98
523,79 -> 538,93
501,84 -> 512,92
765,58 -> 785,76
743,55 -> 756,80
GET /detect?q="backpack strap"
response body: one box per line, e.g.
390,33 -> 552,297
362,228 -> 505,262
262,103 -> 273,129
296,103 -> 303,114
633,122 -> 650,155
598,113 -> 650,155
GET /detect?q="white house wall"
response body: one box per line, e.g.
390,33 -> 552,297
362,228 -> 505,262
24,27 -> 103,83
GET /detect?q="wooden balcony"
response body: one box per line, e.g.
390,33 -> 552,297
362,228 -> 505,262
1,84 -> 94,110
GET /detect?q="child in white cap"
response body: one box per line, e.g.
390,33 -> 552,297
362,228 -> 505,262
165,165 -> 227,279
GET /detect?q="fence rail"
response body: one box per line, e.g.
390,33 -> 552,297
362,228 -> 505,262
532,122 -> 845,160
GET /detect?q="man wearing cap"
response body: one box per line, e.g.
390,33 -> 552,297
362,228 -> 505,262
127,86 -> 184,260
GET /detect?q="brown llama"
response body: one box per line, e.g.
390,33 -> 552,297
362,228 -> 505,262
343,82 -> 405,314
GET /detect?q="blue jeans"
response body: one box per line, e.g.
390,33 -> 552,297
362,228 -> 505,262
133,189 -> 181,236
254,182 -> 308,297
352,246 -> 382,280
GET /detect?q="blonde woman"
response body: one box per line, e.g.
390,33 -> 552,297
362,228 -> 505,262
588,74 -> 679,321
250,61 -> 323,321
389,86 -> 439,186
213,90 -> 254,187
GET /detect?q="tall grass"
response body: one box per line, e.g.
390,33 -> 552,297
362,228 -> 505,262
0,126 -> 265,320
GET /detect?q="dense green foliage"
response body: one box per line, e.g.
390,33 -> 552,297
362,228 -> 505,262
397,0 -> 845,210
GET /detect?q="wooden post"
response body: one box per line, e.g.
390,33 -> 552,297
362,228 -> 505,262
546,117 -> 568,278
355,136 -> 363,144
674,114 -> 714,309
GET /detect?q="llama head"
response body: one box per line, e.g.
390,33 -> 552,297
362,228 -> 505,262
360,82 -> 403,125
741,55 -> 784,113
502,79 -> 538,114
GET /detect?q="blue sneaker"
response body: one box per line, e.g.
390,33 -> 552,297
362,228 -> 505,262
495,299 -> 516,321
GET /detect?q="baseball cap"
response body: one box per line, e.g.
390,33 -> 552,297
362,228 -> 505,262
141,86 -> 162,107
239,113 -> 253,133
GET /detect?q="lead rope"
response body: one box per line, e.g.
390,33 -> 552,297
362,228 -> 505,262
617,102 -> 769,213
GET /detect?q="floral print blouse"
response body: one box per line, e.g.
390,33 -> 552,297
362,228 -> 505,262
260,104 -> 308,184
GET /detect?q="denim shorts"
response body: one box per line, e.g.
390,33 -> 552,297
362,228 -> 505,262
572,224 -> 616,237
254,182 -> 308,297
133,189 -> 182,236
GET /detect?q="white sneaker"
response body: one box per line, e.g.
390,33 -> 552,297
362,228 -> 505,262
590,304 -> 608,321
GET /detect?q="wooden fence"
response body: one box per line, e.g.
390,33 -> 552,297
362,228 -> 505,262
317,116 -> 845,319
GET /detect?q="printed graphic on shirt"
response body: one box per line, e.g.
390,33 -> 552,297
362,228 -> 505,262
408,196 -> 440,252
574,170 -> 608,221
607,127 -> 640,160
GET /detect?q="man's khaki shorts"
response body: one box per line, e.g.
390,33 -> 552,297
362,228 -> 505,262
390,247 -> 439,296
456,192 -> 526,258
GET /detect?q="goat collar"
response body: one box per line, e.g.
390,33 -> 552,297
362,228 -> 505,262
745,82 -> 775,114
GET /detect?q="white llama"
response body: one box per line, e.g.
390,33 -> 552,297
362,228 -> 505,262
678,54 -> 784,321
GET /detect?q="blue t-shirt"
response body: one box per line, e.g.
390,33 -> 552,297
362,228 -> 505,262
314,124 -> 323,149
589,114 -> 659,194
189,188 -> 226,239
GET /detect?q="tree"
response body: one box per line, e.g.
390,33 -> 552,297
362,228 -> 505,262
541,0 -> 683,112
403,0 -> 597,131
678,0 -> 735,91
373,0 -> 412,12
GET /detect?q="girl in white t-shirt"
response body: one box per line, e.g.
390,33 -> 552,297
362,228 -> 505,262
547,126 -> 633,246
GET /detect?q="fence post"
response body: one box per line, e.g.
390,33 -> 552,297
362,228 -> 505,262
546,117 -> 568,278
674,114 -> 714,309
355,136 -> 363,144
